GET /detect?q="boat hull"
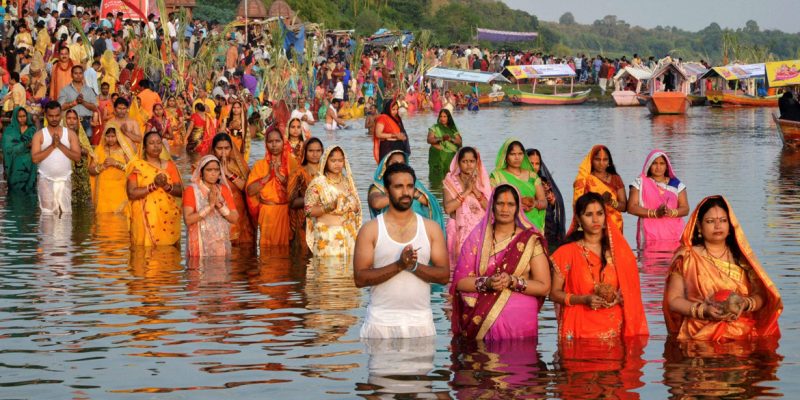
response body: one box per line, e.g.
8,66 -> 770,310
507,89 -> 590,105
644,92 -> 689,115
773,113 -> 800,149
478,92 -> 506,105
707,90 -> 779,107
612,90 -> 642,106
688,94 -> 707,106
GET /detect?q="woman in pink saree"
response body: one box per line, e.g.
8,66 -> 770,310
627,150 -> 689,250
183,155 -> 239,258
451,184 -> 552,341
443,147 -> 491,277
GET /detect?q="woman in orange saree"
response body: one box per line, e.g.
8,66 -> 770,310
550,192 -> 649,340
663,195 -> 782,341
126,131 -> 184,247
246,129 -> 298,247
288,137 -> 324,253
573,145 -> 627,232
212,133 -> 256,247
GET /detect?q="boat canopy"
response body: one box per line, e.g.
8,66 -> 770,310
766,59 -> 800,87
505,64 -> 576,80
425,67 -> 510,84
651,62 -> 689,81
700,63 -> 766,81
476,28 -> 538,42
613,66 -> 652,81
682,62 -> 709,81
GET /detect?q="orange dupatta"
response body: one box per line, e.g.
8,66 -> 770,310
573,145 -> 625,231
551,213 -> 649,339
246,138 -> 297,246
373,114 -> 401,163
663,196 -> 782,341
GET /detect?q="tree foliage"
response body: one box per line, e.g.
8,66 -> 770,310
559,12 -> 575,25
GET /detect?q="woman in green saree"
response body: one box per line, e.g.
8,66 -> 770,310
489,138 -> 547,231
1,106 -> 38,195
427,109 -> 462,187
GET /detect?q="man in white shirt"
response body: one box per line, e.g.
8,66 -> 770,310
290,95 -> 315,137
353,163 -> 449,339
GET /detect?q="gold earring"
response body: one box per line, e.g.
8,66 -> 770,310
577,224 -> 583,232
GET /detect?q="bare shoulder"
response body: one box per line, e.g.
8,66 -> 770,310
423,218 -> 444,237
357,219 -> 379,238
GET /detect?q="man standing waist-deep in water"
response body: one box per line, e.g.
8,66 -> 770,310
353,163 -> 450,339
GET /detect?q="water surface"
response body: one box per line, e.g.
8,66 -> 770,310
1,105 -> 798,398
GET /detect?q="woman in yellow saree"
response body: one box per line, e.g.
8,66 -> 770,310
246,129 -> 298,247
89,124 -> 136,214
573,145 -> 627,232
100,50 -> 120,95
664,195 -> 782,341
126,132 -> 184,246
304,145 -> 362,257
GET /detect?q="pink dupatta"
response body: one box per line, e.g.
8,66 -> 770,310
636,150 -> 685,248
443,148 -> 492,275
186,155 -> 233,258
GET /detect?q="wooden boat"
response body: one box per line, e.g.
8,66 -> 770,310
773,113 -> 800,149
507,88 -> 590,105
424,66 -> 510,107
478,91 -> 506,105
612,66 -> 652,106
706,91 -> 779,107
700,63 -> 775,107
504,64 -> 589,106
687,94 -> 707,106
642,61 -> 691,115
640,92 -> 690,115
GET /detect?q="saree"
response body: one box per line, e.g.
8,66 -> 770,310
373,100 -> 411,163
187,112 -> 215,155
49,60 -> 74,101
451,185 -> 547,341
246,143 -> 298,247
100,50 -> 119,94
93,124 -> 135,214
573,145 -> 625,231
184,155 -> 234,258
126,158 -> 183,246
489,138 -> 545,231
369,150 -> 446,234
288,138 -> 321,252
222,140 -> 255,246
428,115 -> 460,187
663,196 -> 782,341
68,118 -> 94,206
633,150 -> 685,248
1,106 -> 37,194
226,103 -> 251,161
538,157 -> 567,249
551,215 -> 649,339
443,147 -> 491,274
304,146 -> 363,257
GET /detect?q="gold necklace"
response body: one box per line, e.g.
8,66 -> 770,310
326,173 -> 344,185
704,245 -> 729,261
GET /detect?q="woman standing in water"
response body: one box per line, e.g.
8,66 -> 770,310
573,145 -> 627,232
490,138 -> 547,231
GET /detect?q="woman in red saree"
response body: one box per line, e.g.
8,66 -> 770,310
186,103 -> 215,155
550,192 -> 649,340
212,133 -> 256,247
451,184 -> 551,341
664,195 -> 782,341
573,145 -> 627,232
373,99 -> 410,163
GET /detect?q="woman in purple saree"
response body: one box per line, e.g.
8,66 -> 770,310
451,184 -> 552,341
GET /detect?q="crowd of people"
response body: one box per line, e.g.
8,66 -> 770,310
0,3 -> 784,354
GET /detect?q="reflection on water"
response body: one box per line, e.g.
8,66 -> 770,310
451,337 -> 548,399
1,106 -> 798,398
663,338 -> 783,399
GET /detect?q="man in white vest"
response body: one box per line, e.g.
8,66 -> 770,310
30,101 -> 81,216
353,163 -> 449,339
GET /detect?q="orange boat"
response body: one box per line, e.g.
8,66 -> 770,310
478,92 -> 506,105
707,90 -> 779,107
773,113 -> 800,149
643,92 -> 689,115
642,61 -> 691,115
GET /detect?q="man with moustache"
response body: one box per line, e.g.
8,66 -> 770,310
353,163 -> 449,339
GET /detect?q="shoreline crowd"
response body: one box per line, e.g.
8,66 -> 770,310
0,2 -> 785,363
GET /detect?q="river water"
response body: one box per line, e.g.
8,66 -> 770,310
1,104 -> 798,399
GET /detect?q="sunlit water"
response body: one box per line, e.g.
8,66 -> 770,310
1,104 -> 798,399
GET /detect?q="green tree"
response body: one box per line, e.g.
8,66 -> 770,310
559,12 -> 575,25
431,3 -> 478,44
354,9 -> 383,37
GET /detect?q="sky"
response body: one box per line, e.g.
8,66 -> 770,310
501,0 -> 799,33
